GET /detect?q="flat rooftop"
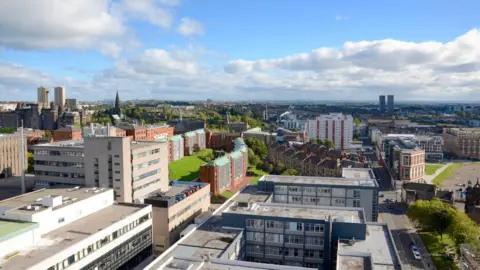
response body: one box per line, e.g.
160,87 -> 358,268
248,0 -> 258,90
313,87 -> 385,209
225,202 -> 364,223
337,224 -> 401,270
0,187 -> 111,214
0,219 -> 37,240
233,185 -> 271,204
260,175 -> 378,188
342,168 -> 376,180
33,139 -> 84,148
146,199 -> 242,269
161,257 -> 311,270
0,203 -> 145,270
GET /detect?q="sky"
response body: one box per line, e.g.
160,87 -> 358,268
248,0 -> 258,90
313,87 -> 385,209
0,0 -> 480,102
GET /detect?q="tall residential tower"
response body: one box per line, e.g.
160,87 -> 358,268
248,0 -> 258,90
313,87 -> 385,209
379,95 -> 386,112
387,95 -> 394,113
54,86 -> 66,111
37,87 -> 50,108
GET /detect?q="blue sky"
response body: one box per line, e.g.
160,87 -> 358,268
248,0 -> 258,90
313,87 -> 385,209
0,0 -> 479,101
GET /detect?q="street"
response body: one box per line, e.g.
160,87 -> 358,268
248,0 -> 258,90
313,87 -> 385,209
379,190 -> 436,270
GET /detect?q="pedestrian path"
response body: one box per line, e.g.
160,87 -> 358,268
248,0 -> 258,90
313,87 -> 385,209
423,163 -> 452,184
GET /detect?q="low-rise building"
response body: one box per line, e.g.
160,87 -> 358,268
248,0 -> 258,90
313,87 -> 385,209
144,185 -> 400,270
200,138 -> 248,194
82,123 -> 126,137
144,181 -> 210,253
0,134 -> 27,178
0,187 -> 153,270
167,120 -> 206,135
413,135 -> 443,161
118,123 -> 174,141
258,168 -> 379,222
243,127 -> 277,146
401,182 -> 455,204
183,131 -> 196,155
53,126 -> 82,141
206,131 -> 242,151
444,128 -> 480,159
168,135 -> 184,161
384,137 -> 425,181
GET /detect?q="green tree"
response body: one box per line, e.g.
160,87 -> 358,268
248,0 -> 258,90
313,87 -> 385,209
324,139 -> 334,149
245,137 -> 267,158
273,163 -> 286,175
354,117 -> 361,125
263,163 -> 274,173
27,152 -> 34,173
0,127 -> 16,134
282,168 -> 299,176
44,130 -> 53,138
248,154 -> 261,166
408,198 -> 454,239
447,210 -> 480,247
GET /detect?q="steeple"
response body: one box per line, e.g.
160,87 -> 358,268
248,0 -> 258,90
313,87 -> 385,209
114,91 -> 120,114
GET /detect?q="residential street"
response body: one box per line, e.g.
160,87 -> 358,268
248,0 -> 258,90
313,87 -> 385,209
379,190 -> 436,270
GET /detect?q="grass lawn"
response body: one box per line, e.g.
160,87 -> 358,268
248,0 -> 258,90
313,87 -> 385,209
168,149 -> 212,181
432,163 -> 462,187
419,232 -> 458,270
248,166 -> 268,184
221,190 -> 234,198
425,163 -> 444,175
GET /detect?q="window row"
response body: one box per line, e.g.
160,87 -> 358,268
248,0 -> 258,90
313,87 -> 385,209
35,171 -> 85,179
35,160 -> 84,168
274,185 -> 347,196
132,148 -> 161,159
133,169 -> 161,182
245,245 -> 324,259
247,219 -> 324,233
133,179 -> 160,192
47,214 -> 151,270
168,193 -> 209,223
35,150 -> 84,157
133,158 -> 160,171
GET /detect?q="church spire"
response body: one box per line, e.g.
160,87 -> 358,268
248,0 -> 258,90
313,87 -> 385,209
114,91 -> 120,114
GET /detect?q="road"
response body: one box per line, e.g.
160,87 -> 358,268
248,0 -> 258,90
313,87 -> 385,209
379,190 -> 436,270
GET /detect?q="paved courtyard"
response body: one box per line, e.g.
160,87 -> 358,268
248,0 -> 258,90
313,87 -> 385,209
440,163 -> 480,190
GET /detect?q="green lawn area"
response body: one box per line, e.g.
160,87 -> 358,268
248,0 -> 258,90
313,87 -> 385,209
419,232 -> 458,270
432,163 -> 462,186
221,190 -> 234,198
425,163 -> 444,175
168,149 -> 212,181
248,166 -> 268,184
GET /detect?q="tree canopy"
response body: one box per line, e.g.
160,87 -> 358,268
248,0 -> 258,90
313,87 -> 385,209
245,137 -> 267,159
282,168 -> 300,176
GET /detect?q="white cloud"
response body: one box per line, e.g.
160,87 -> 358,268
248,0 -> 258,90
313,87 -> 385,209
0,0 -> 178,56
2,29 -> 480,101
335,15 -> 349,21
177,18 -> 205,36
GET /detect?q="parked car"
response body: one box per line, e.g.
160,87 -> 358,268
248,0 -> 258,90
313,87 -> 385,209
379,194 -> 385,198
410,244 -> 421,260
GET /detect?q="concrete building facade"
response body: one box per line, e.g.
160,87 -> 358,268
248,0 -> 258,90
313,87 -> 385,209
387,95 -> 394,113
306,113 -> 353,150
33,136 -> 169,203
183,131 -> 196,155
0,188 -> 153,270
379,95 -> 386,112
37,87 -> 50,108
0,134 -> 27,178
443,128 -> 480,158
258,168 -> 379,222
54,86 -> 66,111
145,181 -> 211,253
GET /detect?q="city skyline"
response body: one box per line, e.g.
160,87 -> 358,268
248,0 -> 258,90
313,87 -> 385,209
1,1 -> 480,101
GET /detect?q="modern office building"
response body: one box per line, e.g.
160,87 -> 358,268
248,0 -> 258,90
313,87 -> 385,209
379,95 -> 386,112
384,137 -> 425,181
376,133 -> 443,161
0,134 -> 26,178
443,128 -> 480,159
306,113 -> 354,150
258,168 -> 379,222
83,136 -> 169,203
387,95 -> 394,113
32,136 -> 169,203
37,87 -> 50,108
168,135 -> 184,161
54,86 -> 66,111
145,181 -> 210,253
144,185 -> 401,270
0,187 -> 153,270
200,138 -> 248,194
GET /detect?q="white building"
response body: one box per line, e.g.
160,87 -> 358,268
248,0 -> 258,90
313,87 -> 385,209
0,187 -> 153,270
306,113 -> 353,149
